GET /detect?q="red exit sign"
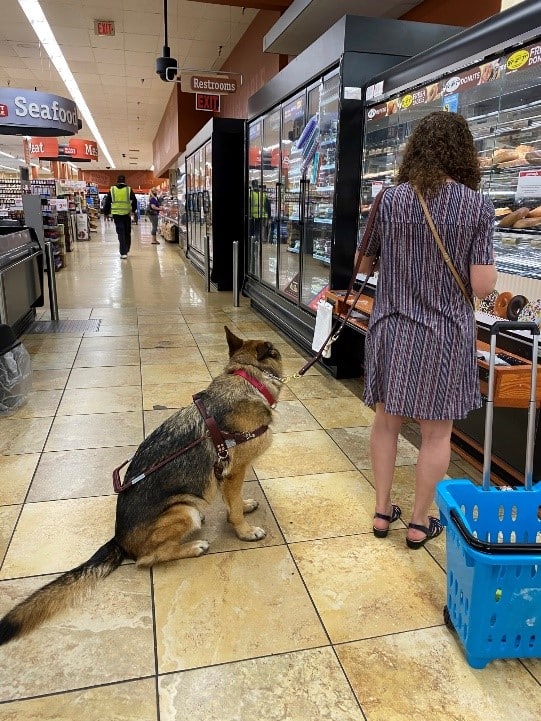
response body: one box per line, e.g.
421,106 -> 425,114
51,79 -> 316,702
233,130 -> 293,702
94,20 -> 115,36
196,93 -> 220,112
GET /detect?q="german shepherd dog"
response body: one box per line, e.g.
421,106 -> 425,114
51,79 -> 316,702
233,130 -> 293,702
0,326 -> 283,645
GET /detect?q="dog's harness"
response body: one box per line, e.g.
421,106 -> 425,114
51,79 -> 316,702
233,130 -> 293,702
112,370 -> 277,492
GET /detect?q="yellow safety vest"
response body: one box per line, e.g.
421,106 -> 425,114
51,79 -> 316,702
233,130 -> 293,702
110,185 -> 131,215
250,189 -> 268,219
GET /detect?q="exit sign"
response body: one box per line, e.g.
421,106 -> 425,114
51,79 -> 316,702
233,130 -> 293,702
94,20 -> 115,36
196,93 -> 220,112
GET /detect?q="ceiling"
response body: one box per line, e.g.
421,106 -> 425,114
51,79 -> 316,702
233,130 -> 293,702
0,0 -> 459,174
0,0 -> 262,171
264,0 -> 423,54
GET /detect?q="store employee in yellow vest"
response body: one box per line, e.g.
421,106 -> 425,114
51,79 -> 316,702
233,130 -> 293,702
102,175 -> 138,258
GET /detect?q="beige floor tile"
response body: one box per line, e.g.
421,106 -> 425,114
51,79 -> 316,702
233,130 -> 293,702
188,480 -> 284,553
253,430 -> 355,480
302,397 -> 375,428
44,411 -> 143,451
0,417 -> 52,454
84,324 -> 139,337
74,348 -> 141,367
137,314 -> 186,326
139,333 -> 197,349
30,368 -> 70,391
158,648 -> 364,721
0,495 -> 117,578
23,336 -> 81,353
0,454 -> 40,505
0,566 -> 154,700
141,363 -> 211,385
154,544 -> 327,673
523,657 -> 541,681
290,533 -> 446,643
0,680 -> 157,721
142,382 -> 200,410
29,351 -> 77,370
328,426 -> 418,469
143,408 -> 174,435
4,389 -> 62,419
0,505 -> 20,562
336,627 -> 541,721
140,346 -> 204,365
90,308 -> 138,322
66,365 -> 141,389
138,323 -> 192,336
271,400 -> 321,432
57,386 -> 142,415
78,335 -> 140,352
281,356 -> 321,377
261,471 -> 378,542
288,375 -> 356,399
27,446 -> 138,501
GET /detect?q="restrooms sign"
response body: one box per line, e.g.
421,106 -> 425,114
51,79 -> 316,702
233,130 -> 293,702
0,88 -> 80,136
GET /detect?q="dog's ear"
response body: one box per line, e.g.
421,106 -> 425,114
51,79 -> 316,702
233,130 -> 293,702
224,326 -> 244,356
256,341 -> 278,361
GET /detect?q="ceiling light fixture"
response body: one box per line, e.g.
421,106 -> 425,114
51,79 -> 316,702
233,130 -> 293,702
17,0 -> 116,168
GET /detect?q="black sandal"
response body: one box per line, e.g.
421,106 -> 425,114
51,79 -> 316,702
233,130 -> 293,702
373,504 -> 402,538
406,516 -> 443,549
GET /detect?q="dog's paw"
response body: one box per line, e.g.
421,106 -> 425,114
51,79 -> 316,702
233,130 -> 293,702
242,498 -> 259,514
237,525 -> 266,541
191,540 -> 210,556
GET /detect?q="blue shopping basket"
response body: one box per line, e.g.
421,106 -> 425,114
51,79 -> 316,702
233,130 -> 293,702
436,321 -> 541,669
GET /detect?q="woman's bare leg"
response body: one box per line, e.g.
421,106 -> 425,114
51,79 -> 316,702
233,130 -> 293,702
407,418 -> 453,542
371,403 -> 404,532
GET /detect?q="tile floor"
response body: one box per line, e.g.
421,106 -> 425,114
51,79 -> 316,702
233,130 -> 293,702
0,219 -> 539,720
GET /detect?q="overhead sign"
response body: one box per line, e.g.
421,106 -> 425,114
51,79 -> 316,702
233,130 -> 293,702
196,93 -> 220,112
94,20 -> 115,36
0,88 -> 80,136
68,138 -> 99,161
181,73 -> 238,95
29,136 -> 59,159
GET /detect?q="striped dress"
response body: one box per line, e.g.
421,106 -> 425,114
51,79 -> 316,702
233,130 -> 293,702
363,181 -> 494,420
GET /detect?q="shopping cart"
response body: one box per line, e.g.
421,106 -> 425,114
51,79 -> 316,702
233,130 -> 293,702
436,320 -> 541,669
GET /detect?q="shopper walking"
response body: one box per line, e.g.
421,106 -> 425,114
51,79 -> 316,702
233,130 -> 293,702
102,175 -> 137,258
148,187 -> 160,244
357,111 -> 497,549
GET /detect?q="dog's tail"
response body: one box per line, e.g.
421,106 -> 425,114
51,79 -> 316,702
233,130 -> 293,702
0,538 -> 126,645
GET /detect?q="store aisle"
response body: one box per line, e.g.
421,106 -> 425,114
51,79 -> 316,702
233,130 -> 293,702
0,219 -> 539,720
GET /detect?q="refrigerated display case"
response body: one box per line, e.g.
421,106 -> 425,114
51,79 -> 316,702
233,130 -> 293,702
353,0 -> 541,483
184,117 -> 244,290
244,15 -> 459,376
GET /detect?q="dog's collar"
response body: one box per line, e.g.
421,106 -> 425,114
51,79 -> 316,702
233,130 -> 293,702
231,369 -> 277,407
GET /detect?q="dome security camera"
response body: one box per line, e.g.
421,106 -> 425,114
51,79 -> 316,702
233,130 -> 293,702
156,46 -> 177,82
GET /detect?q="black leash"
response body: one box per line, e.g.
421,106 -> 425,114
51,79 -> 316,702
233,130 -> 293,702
298,188 -> 388,376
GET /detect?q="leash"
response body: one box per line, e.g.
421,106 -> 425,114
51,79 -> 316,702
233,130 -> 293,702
112,370 -> 275,492
297,188 -> 388,377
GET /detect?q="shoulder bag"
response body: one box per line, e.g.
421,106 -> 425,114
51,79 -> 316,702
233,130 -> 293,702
414,187 -> 475,310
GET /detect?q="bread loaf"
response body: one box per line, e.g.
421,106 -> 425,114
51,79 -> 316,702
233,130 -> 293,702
498,159 -> 526,168
512,217 -> 541,229
526,151 -> 541,165
495,207 -> 513,217
515,145 -> 536,157
492,148 -> 518,164
527,206 -> 541,218
498,207 -> 530,227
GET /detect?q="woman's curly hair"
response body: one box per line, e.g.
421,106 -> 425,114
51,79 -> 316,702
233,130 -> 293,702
396,111 -> 480,196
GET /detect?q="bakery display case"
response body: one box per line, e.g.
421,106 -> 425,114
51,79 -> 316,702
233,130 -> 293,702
345,0 -> 541,483
244,15 -> 459,375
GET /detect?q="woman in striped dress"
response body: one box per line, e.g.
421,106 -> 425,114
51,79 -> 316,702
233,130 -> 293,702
359,111 -> 497,549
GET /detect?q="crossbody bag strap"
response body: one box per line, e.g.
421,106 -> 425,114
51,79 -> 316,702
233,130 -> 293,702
414,188 -> 474,310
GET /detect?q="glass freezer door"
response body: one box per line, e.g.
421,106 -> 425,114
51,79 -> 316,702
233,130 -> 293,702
247,121 -> 263,277
279,94 -> 306,300
261,109 -> 280,288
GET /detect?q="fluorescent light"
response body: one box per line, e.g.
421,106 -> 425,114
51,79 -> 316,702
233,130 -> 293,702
0,150 -> 16,158
17,0 -> 116,168
0,164 -> 17,171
